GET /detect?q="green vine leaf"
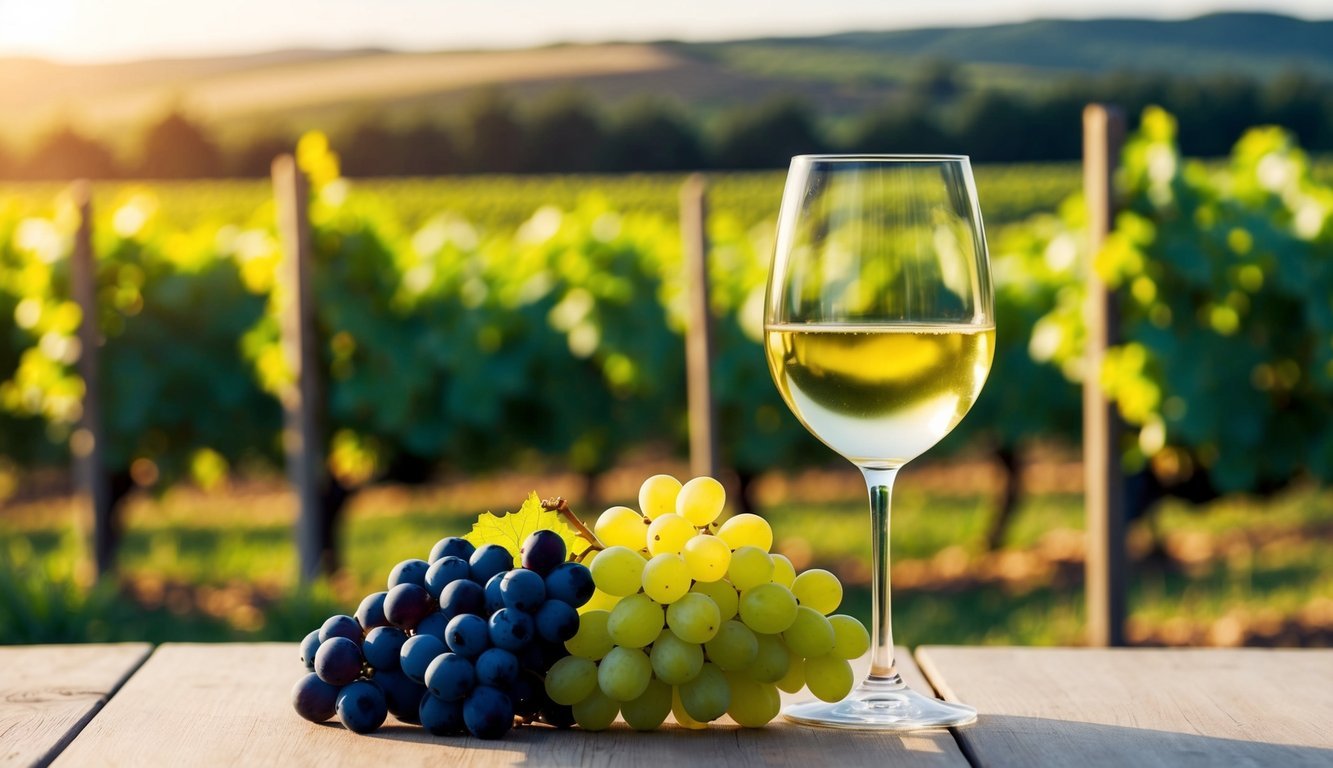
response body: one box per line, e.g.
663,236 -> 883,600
464,491 -> 583,562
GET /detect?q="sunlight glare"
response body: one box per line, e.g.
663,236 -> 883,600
0,0 -> 77,51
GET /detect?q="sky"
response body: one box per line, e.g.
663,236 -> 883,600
0,0 -> 1327,64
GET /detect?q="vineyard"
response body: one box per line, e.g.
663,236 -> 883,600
3,112 -> 1333,507
2,108 -> 1332,647
0,161 -> 1083,236
0,152 -> 1084,492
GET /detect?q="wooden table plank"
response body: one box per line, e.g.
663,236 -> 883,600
54,643 -> 968,767
916,646 -> 1333,768
0,643 -> 152,768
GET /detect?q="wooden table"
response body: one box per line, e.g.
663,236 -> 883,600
3,644 -> 1329,767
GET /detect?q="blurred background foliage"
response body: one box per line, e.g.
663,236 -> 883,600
1,105 -> 1331,646
2,11 -> 1332,647
5,112 -> 1331,502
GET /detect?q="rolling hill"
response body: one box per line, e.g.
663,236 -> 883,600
0,12 -> 1328,149
734,12 -> 1333,78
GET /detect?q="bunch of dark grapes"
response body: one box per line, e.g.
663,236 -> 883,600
291,529 -> 595,739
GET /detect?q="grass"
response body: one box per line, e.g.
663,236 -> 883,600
2,476 -> 1329,647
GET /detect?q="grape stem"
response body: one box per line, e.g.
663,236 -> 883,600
542,496 -> 604,553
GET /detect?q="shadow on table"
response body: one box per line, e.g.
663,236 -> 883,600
955,715 -> 1333,768
355,718 -> 965,766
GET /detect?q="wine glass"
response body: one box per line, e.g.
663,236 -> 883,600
764,155 -> 994,729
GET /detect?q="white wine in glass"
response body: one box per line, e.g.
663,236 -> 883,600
764,155 -> 994,729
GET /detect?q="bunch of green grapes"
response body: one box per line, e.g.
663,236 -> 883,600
545,474 -> 870,730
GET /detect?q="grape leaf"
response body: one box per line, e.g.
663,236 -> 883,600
464,491 -> 586,562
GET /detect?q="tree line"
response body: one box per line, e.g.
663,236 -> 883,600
1,67 -> 1330,180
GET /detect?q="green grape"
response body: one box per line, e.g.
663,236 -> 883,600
665,592 -> 721,644
791,568 -> 843,615
642,553 -> 691,604
717,513 -> 773,552
703,620 -> 758,671
638,473 -> 682,520
727,546 -> 774,591
829,614 -> 871,660
590,545 -> 646,597
769,553 -> 796,587
572,688 -> 620,731
607,593 -> 664,649
620,678 -> 672,731
545,655 -> 599,705
565,609 -> 615,660
598,645 -> 653,702
782,606 -> 835,658
725,673 -> 781,728
581,587 -> 622,614
691,580 -> 738,621
682,534 -> 731,582
676,475 -> 725,526
595,505 -> 647,549
646,513 -> 694,556
650,629 -> 704,685
804,654 -> 854,703
748,633 -> 791,684
776,658 -> 806,694
672,687 -> 707,730
739,583 -> 798,634
679,663 -> 730,722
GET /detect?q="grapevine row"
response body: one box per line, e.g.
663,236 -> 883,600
2,109 -> 1329,529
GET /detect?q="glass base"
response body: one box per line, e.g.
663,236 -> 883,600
782,674 -> 976,730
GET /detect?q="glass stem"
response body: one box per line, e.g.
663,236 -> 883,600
862,465 -> 901,682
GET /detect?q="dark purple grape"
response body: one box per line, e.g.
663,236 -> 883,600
387,558 -> 431,590
534,599 -> 580,643
520,529 -> 567,575
400,634 -> 447,684
463,686 -> 514,740
385,582 -> 433,630
439,579 -> 485,621
337,680 -> 388,734
291,672 -> 339,722
474,648 -> 519,688
544,562 -> 594,608
319,615 -> 362,645
517,642 -> 547,673
355,591 -> 390,631
469,544 -> 514,585
445,614 -> 491,658
483,573 -> 506,615
500,569 -> 546,613
517,640 -> 565,674
314,637 -> 362,687
372,668 -> 425,724
487,608 -> 534,652
299,629 -> 321,671
420,694 -> 466,736
429,536 -> 475,564
424,556 -> 471,599
362,626 -> 407,672
425,652 -> 476,701
414,611 -> 449,642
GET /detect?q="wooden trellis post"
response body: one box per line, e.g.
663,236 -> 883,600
68,180 -> 116,580
272,155 -> 330,583
1083,104 -> 1127,647
680,174 -> 718,480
